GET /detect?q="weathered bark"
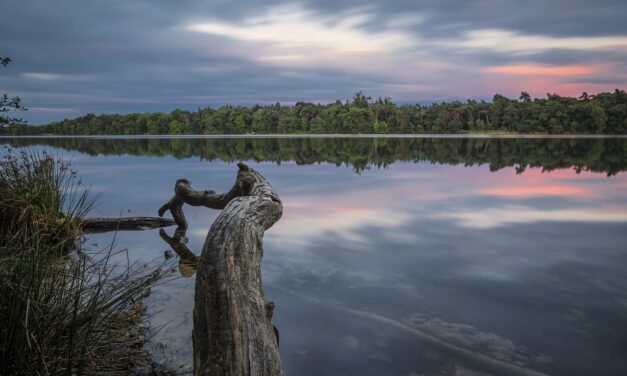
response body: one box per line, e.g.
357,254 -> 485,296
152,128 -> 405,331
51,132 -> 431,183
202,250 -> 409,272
80,216 -> 176,233
158,163 -> 256,230
160,163 -> 283,375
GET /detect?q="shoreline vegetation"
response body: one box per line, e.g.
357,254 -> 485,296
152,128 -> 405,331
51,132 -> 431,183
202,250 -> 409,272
3,133 -> 627,138
2,90 -> 626,136
0,148 -> 173,375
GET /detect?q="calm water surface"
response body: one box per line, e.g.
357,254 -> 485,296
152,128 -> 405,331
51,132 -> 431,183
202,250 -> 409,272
2,137 -> 627,375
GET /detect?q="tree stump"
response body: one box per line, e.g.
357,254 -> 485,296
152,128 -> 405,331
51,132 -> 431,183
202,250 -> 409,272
159,163 -> 284,376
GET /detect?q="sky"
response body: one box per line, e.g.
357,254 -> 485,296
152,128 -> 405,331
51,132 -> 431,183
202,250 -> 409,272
1,0 -> 626,124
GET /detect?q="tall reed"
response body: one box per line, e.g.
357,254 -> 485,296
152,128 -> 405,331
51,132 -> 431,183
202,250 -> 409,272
0,147 -> 172,375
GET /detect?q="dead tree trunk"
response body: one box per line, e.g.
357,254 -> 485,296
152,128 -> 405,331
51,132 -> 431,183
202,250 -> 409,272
159,163 -> 284,376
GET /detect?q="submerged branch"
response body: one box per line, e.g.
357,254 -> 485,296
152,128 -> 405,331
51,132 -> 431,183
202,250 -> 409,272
80,216 -> 176,233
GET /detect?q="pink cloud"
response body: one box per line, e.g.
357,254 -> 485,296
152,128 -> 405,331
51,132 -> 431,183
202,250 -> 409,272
486,64 -> 598,77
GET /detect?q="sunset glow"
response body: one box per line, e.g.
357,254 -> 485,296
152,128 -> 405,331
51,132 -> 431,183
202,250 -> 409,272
486,65 -> 598,77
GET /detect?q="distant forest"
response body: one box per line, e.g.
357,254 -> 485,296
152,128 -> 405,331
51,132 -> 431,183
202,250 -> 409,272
2,90 -> 626,135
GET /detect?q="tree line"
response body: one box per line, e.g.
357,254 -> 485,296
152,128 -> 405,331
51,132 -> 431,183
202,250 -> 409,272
3,137 -> 625,176
1,90 -> 626,135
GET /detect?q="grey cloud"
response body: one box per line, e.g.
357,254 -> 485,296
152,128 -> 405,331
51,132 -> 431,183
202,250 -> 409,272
2,0 -> 397,123
523,49 -> 627,66
563,75 -> 627,85
427,47 -> 627,72
302,0 -> 627,38
1,0 -> 626,123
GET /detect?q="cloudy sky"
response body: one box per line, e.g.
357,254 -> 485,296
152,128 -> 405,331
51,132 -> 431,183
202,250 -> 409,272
1,0 -> 626,124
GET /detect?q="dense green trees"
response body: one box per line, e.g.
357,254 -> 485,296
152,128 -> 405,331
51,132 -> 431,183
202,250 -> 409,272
2,90 -> 626,135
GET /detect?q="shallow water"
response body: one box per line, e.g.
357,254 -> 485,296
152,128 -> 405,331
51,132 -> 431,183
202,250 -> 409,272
3,137 -> 627,375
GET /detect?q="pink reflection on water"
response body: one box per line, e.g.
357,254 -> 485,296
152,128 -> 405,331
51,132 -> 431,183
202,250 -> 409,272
510,168 -> 610,181
270,164 -> 627,246
477,167 -> 625,199
481,185 -> 592,198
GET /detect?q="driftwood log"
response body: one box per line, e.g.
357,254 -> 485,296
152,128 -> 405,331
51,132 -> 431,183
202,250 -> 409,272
159,163 -> 284,376
80,216 -> 176,233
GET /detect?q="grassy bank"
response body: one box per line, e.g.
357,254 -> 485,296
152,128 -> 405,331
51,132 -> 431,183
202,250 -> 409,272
0,147 -> 172,375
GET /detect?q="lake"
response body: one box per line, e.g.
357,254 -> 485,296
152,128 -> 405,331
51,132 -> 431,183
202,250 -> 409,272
2,136 -> 627,376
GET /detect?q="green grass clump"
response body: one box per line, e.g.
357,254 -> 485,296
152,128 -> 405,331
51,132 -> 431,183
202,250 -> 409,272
0,147 -> 172,375
0,148 -> 88,252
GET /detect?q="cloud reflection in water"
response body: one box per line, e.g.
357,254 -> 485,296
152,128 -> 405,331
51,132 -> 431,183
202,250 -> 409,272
3,139 -> 626,375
